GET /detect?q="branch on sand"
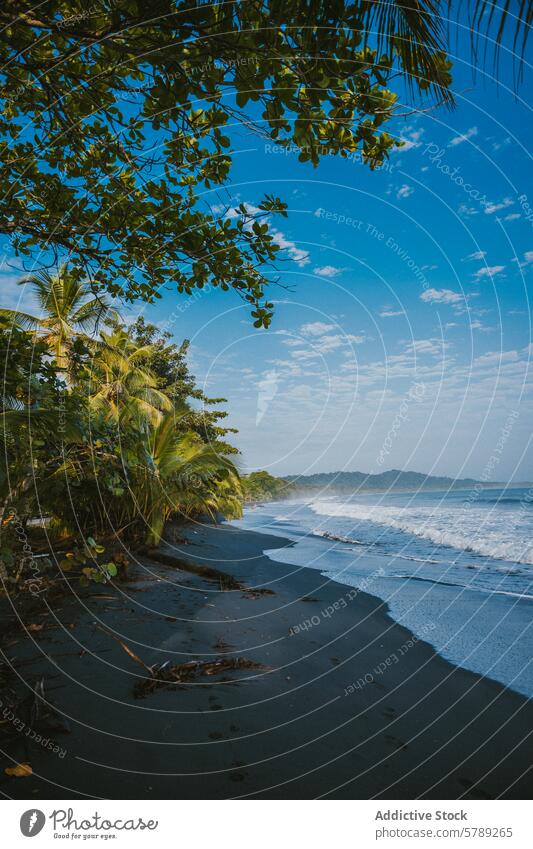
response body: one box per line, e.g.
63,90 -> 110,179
98,627 -> 270,698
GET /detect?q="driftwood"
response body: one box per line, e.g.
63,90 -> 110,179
98,627 -> 269,698
133,656 -> 268,697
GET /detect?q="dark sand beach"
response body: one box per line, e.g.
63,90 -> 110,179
1,522 -> 532,800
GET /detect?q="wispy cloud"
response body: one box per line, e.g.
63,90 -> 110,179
313,333 -> 365,354
511,251 -> 533,269
396,184 -> 414,200
398,126 -> 424,152
485,197 -> 514,216
458,204 -> 478,218
380,309 -> 403,318
313,265 -> 342,278
491,136 -> 511,152
470,320 -> 496,333
464,250 -> 486,261
301,321 -> 336,336
420,288 -> 464,305
449,126 -> 478,146
270,227 -> 309,266
474,265 -> 505,279
406,339 -> 448,357
290,324 -> 366,359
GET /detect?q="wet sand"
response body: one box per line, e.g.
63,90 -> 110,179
1,521 -> 532,799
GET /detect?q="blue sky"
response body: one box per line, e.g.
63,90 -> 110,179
2,30 -> 532,481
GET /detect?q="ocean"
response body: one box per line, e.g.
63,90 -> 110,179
232,487 -> 533,698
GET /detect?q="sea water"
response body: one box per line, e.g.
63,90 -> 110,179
232,487 -> 533,698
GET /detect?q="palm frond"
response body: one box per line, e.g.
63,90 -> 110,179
354,0 -> 454,106
465,0 -> 531,83
0,308 -> 43,332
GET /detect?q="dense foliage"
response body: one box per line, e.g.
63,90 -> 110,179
242,471 -> 294,503
0,0 -> 454,327
0,266 -> 242,588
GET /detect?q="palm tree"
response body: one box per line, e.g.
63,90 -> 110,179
353,1 -> 530,100
131,410 -> 242,545
0,265 -> 115,372
88,329 -> 172,427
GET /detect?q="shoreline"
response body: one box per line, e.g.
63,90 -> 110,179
1,521 -> 532,799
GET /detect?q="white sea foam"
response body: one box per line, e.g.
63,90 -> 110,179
312,529 -> 367,546
394,554 -> 444,564
310,500 -> 533,565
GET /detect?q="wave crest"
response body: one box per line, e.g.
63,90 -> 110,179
310,501 -> 533,565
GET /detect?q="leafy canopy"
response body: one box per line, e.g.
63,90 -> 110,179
0,0 -> 452,326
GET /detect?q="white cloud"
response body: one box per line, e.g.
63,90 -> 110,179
491,136 -> 511,152
398,126 -> 424,152
420,288 -> 464,305
504,213 -> 520,222
464,250 -> 486,261
313,265 -> 342,278
474,265 -> 505,279
380,309 -> 403,318
313,333 -> 365,354
314,335 -> 346,353
407,339 -> 445,356
449,126 -> 478,146
512,251 -> 533,269
289,348 -> 320,361
474,350 -> 519,367
484,197 -> 514,216
458,204 -> 478,217
270,227 -> 309,266
300,322 -> 336,337
224,201 -> 261,219
470,320 -> 495,333
396,184 -> 414,200
292,325 -> 366,358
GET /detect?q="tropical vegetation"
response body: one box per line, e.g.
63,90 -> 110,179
242,471 -> 295,504
0,267 -> 243,589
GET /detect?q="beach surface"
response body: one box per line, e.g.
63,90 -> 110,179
1,521 -> 532,799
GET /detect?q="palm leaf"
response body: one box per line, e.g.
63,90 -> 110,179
466,0 -> 531,82
354,0 -> 454,105
0,308 -> 43,332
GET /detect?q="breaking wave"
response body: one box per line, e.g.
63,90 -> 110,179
310,500 -> 533,565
